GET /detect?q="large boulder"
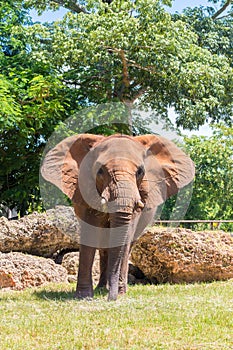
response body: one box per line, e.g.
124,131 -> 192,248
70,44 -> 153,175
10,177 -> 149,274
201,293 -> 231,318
0,252 -> 68,290
131,227 -> 233,283
0,206 -> 80,257
61,251 -> 147,285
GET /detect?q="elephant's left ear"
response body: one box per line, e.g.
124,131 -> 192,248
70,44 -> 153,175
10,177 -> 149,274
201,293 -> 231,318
41,134 -> 105,200
135,134 -> 195,199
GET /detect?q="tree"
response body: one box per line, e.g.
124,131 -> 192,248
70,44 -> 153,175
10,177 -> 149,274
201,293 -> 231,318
184,125 -> 233,223
25,0 -> 233,129
1,0 -> 233,215
0,1 -> 73,215
159,124 -> 233,230
175,3 -> 233,60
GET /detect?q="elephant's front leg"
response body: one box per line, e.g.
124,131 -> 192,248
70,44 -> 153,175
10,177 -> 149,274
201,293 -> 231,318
107,246 -> 125,301
118,242 -> 132,295
97,249 -> 108,289
75,245 -> 96,299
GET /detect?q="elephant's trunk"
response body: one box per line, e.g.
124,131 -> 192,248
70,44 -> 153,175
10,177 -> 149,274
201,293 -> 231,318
107,244 -> 128,301
102,179 -> 143,301
107,209 -> 136,301
102,177 -> 142,212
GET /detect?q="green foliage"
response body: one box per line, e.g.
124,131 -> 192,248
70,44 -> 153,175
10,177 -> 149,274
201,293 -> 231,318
25,0 -> 233,128
184,125 -> 233,225
0,1 -> 73,215
0,0 -> 232,216
0,75 -> 21,126
175,6 -> 233,58
160,124 -> 233,228
172,1 -> 233,128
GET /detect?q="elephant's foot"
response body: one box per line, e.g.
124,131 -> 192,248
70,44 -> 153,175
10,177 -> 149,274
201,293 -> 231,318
108,290 -> 118,301
75,287 -> 94,300
118,285 -> 127,295
108,284 -> 127,301
118,280 -> 127,295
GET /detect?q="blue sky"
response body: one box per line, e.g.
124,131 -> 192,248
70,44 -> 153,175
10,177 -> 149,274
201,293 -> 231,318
31,0 -> 212,22
170,0 -> 210,12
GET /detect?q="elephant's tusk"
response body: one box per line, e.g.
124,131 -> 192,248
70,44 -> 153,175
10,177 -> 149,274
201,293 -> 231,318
137,200 -> 144,209
101,197 -> 107,205
101,197 -> 108,212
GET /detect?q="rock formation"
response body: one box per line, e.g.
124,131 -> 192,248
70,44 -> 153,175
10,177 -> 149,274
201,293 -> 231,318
0,252 -> 68,290
0,206 -> 80,257
1,207 -> 233,291
131,227 -> 233,284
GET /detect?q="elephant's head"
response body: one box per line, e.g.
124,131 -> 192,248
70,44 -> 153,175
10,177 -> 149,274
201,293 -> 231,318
41,133 -> 194,223
41,133 -> 195,300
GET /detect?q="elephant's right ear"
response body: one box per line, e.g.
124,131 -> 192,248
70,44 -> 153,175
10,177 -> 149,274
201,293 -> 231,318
41,134 -> 105,201
135,134 -> 195,206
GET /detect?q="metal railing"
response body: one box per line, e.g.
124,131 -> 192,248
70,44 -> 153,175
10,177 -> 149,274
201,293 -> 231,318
154,220 -> 233,230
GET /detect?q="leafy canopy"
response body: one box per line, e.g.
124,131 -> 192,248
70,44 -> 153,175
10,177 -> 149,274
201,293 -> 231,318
160,124 -> 233,228
0,0 -> 232,217
0,0 -> 73,215
25,0 -> 233,129
184,125 -> 233,224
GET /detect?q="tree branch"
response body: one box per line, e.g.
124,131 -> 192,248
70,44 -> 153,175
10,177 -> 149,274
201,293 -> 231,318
214,13 -> 233,20
131,87 -> 148,102
119,49 -> 130,88
105,47 -> 155,73
127,59 -> 155,73
52,0 -> 88,13
212,0 -> 233,20
51,0 -> 113,13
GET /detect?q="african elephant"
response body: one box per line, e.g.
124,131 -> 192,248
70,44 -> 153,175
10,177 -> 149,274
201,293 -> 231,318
41,134 -> 195,300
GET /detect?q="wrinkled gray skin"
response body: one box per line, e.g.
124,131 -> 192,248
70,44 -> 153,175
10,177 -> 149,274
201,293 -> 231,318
41,134 -> 195,301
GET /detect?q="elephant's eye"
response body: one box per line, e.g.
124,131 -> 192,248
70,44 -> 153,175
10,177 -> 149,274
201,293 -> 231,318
136,165 -> 145,179
97,167 -> 104,176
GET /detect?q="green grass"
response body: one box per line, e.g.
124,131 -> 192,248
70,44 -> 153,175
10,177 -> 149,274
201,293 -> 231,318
1,281 -> 233,350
